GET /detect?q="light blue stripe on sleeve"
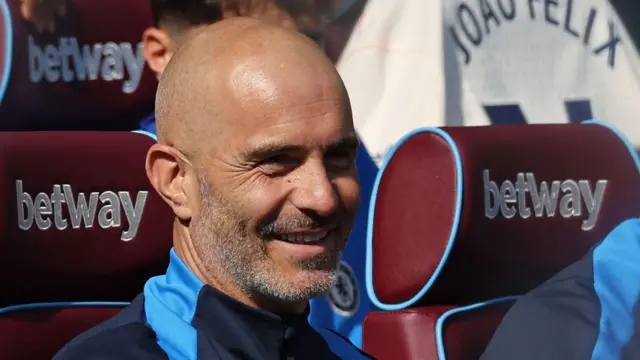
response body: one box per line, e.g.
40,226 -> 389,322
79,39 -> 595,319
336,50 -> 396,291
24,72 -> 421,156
591,218 -> 640,360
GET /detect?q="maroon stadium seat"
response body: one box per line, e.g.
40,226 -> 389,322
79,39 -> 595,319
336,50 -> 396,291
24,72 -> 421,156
0,131 -> 173,359
0,0 -> 156,130
362,120 -> 640,360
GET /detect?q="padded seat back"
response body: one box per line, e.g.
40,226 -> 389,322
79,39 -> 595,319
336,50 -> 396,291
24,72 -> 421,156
0,131 -> 173,359
0,304 -> 124,359
0,0 -> 156,130
363,121 -> 640,359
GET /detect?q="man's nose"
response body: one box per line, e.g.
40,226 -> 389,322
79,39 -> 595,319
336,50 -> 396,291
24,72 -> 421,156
289,164 -> 339,217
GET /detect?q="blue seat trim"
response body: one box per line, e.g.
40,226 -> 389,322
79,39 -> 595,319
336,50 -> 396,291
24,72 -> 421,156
0,0 -> 12,108
131,129 -> 158,141
0,301 -> 130,314
435,296 -> 519,360
365,127 -> 464,311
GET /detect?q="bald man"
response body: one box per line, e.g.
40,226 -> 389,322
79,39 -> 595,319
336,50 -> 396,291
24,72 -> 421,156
54,18 -> 373,360
137,0 -> 377,349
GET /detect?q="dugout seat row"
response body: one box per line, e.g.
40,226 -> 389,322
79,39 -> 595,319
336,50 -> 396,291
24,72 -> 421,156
0,131 -> 173,359
0,1 -> 181,358
0,0 -> 157,131
361,120 -> 640,359
0,121 -> 638,359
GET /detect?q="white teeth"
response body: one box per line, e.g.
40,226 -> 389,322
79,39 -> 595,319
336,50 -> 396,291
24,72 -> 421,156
281,230 -> 330,244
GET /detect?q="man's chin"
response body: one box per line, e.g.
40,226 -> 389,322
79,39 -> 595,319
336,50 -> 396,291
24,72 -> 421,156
291,268 -> 338,297
249,253 -> 341,302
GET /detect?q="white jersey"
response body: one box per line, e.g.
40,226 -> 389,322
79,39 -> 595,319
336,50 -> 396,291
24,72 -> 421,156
337,0 -> 640,165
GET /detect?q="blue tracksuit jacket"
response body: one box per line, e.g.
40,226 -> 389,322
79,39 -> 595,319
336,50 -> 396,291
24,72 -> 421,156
54,249 -> 373,359
482,218 -> 640,360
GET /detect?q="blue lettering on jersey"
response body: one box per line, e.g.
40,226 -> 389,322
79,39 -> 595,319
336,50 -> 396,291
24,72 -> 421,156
449,0 -> 621,68
484,99 -> 594,124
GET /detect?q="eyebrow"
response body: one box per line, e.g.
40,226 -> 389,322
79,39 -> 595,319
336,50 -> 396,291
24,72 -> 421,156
325,136 -> 360,154
242,135 -> 360,161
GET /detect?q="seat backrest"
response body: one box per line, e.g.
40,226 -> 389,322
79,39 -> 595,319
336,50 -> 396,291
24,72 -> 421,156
362,121 -> 640,360
0,0 -> 156,130
0,131 -> 173,359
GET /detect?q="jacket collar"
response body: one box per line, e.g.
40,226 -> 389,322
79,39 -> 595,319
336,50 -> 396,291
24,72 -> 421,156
144,249 -> 311,359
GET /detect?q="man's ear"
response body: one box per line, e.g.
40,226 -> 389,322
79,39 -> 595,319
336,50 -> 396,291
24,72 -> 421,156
142,26 -> 174,78
145,143 -> 196,220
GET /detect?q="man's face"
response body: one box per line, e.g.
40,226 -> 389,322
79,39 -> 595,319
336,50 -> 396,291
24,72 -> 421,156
189,64 -> 360,303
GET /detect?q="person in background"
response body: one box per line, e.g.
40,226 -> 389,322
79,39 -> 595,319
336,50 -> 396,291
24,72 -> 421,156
339,0 -> 640,166
139,0 -> 338,134
19,0 -> 67,32
54,18 -> 374,359
481,218 -> 640,360
138,0 -> 377,348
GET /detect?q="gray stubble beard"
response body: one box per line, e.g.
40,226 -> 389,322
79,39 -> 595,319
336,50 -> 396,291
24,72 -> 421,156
191,179 -> 341,305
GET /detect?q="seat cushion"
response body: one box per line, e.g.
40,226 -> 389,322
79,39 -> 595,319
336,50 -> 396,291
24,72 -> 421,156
363,305 -> 451,360
362,298 -> 516,360
0,304 -> 124,359
435,298 -> 517,360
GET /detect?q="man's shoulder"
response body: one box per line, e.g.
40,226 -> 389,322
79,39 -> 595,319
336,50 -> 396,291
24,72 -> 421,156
54,296 -> 167,360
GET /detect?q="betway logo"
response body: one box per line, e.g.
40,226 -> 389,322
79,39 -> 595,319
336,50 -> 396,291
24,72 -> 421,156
28,35 -> 144,94
16,180 -> 147,241
483,170 -> 607,231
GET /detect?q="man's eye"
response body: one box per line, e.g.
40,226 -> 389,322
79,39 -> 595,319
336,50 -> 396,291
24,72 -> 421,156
258,155 -> 299,175
325,151 -> 356,169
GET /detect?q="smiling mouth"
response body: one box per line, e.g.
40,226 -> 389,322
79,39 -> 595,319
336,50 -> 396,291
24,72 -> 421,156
275,228 -> 334,245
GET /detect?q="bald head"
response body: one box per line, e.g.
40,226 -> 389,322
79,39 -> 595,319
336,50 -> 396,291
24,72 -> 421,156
147,17 -> 359,312
155,18 -> 347,158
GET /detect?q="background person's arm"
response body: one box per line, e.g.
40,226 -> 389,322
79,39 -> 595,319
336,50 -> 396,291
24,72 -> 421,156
482,219 -> 640,360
